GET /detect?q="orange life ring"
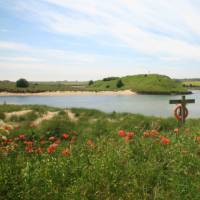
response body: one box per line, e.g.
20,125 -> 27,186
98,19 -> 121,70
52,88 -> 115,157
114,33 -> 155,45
174,105 -> 188,121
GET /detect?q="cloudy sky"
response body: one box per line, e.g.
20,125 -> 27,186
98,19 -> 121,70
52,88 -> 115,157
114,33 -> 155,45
1,0 -> 200,81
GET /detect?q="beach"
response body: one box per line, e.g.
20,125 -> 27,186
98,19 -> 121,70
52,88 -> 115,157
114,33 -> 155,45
0,90 -> 136,96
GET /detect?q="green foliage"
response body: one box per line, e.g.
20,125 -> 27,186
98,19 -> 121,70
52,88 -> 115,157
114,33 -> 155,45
116,79 -> 124,88
16,78 -> 29,88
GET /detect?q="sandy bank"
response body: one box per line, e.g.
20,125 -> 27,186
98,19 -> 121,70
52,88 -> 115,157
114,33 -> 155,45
0,90 -> 136,96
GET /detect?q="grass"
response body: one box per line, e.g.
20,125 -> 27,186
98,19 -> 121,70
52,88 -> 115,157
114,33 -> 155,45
88,74 -> 189,94
0,105 -> 200,199
182,81 -> 200,87
0,81 -> 88,93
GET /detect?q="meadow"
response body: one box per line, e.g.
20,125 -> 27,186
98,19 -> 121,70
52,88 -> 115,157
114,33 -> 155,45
0,104 -> 200,199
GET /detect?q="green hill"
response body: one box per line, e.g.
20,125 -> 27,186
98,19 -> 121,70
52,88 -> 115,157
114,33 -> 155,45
88,74 -> 190,94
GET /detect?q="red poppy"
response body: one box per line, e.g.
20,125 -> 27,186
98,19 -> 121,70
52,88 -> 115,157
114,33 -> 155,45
62,133 -> 69,139
18,134 -> 25,140
62,148 -> 70,156
25,146 -> 33,153
118,130 -> 126,137
47,143 -> 58,154
24,141 -> 33,145
160,136 -> 170,145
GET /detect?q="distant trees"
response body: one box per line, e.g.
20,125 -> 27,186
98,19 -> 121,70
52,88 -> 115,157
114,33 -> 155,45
116,79 -> 124,88
16,78 -> 29,88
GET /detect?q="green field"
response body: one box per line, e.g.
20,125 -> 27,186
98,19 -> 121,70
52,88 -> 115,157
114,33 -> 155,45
88,74 -> 189,94
0,81 -> 88,93
182,81 -> 200,87
0,104 -> 200,199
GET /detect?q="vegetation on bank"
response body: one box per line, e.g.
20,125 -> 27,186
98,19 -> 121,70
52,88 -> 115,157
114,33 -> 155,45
0,74 -> 190,94
0,80 -> 88,93
88,74 -> 189,94
182,81 -> 200,88
0,104 -> 200,199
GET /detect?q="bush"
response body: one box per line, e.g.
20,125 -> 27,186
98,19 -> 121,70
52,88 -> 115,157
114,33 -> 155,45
103,77 -> 119,81
16,78 -> 29,88
116,79 -> 124,88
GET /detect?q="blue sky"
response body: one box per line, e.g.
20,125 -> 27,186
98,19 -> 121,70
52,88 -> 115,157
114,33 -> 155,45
1,0 -> 200,81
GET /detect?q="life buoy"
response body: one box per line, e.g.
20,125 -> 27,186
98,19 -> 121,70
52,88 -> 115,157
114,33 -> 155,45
174,104 -> 188,121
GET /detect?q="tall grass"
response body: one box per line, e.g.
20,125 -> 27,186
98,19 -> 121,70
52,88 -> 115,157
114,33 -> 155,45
0,105 -> 200,199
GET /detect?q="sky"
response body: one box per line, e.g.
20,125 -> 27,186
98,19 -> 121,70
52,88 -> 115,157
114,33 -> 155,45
1,0 -> 200,81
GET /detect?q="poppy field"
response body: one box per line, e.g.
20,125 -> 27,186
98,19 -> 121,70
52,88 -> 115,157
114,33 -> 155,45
0,105 -> 200,200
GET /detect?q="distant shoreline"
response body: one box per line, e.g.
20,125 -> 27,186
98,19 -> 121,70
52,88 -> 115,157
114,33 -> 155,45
0,90 -> 136,96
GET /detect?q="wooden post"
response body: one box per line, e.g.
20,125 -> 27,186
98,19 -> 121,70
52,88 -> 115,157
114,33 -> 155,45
169,95 -> 195,125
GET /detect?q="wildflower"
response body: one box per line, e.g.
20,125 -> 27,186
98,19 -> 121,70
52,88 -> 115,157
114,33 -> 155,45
49,136 -> 56,142
4,125 -> 12,131
196,136 -> 200,143
124,132 -> 135,142
62,148 -> 70,156
24,141 -> 33,146
35,147 -> 43,154
18,134 -> 25,140
47,143 -> 58,154
118,130 -> 126,137
143,131 -> 150,137
150,130 -> 159,137
25,146 -> 33,153
87,139 -> 95,148
174,128 -> 179,134
127,132 -> 134,139
160,136 -> 170,145
62,133 -> 69,139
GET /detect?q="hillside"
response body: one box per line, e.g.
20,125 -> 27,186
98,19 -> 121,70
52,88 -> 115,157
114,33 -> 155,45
88,74 -> 190,94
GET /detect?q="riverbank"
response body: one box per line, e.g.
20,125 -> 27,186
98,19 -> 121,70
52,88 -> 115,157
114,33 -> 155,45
0,90 -> 136,96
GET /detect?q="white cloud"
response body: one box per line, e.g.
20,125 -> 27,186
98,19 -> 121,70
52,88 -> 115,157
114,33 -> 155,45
0,41 -> 30,50
11,0 -> 200,61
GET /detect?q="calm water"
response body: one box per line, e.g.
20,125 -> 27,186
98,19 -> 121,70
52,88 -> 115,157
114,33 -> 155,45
0,91 -> 199,118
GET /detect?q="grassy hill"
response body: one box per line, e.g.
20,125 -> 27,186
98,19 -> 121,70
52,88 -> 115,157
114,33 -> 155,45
88,74 -> 190,94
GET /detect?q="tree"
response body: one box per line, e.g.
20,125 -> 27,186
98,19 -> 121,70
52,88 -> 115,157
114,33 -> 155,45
88,80 -> 94,86
16,78 -> 29,88
116,79 -> 124,88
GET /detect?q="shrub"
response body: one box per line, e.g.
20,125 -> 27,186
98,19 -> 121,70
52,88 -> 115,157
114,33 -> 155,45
116,79 -> 124,88
16,78 -> 29,88
103,77 -> 119,81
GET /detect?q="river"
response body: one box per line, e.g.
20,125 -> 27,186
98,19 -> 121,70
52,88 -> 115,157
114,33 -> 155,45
0,90 -> 199,118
